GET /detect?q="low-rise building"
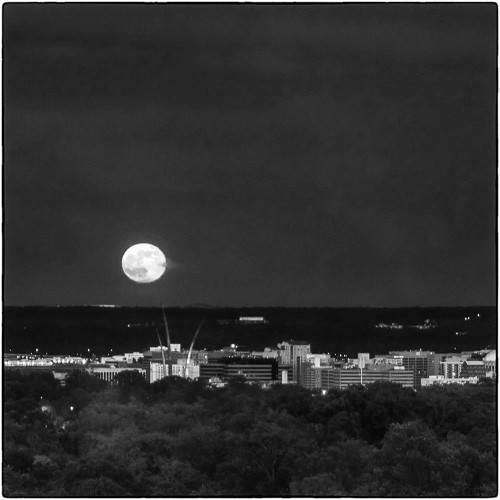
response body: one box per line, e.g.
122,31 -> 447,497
461,360 -> 489,379
331,366 -> 414,389
199,357 -> 278,383
89,366 -> 147,385
4,355 -> 88,367
421,375 -> 479,386
236,316 -> 268,324
306,353 -> 331,367
100,352 -> 143,364
301,364 -> 414,390
148,344 -> 181,354
149,360 -> 200,383
251,348 -> 279,359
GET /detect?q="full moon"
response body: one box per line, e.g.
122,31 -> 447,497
122,243 -> 167,283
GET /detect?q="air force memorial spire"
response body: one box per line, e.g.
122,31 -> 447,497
121,243 -> 202,380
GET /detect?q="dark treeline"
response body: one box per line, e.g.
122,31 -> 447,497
3,369 -> 497,497
3,306 -> 496,356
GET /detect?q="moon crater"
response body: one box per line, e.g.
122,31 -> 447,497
122,243 -> 167,283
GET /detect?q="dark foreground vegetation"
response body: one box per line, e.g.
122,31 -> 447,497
3,369 -> 497,497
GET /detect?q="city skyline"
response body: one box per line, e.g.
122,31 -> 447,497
5,339 -> 496,388
4,4 -> 497,307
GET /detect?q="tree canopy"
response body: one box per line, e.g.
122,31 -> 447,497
3,369 -> 497,497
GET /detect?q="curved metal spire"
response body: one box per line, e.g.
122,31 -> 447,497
161,304 -> 172,377
154,325 -> 167,379
187,318 -> 206,366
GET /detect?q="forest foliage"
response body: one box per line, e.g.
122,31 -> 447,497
3,369 -> 497,497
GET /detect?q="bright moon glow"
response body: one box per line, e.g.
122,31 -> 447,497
122,243 -> 167,283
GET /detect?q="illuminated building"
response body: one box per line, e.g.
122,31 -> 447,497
236,316 -> 268,324
199,357 -> 278,383
149,360 -> 200,383
148,344 -> 181,353
439,355 -> 469,378
4,358 -> 54,367
301,363 -> 329,389
3,355 -> 88,367
199,363 -> 226,380
89,366 -> 147,385
372,355 -> 403,366
278,364 -> 293,384
218,317 -> 269,325
251,348 -> 279,359
184,349 -> 209,365
460,360 -> 489,379
306,353 -> 331,367
421,375 -> 479,386
302,364 -> 414,390
277,340 -> 311,383
336,367 -> 413,389
100,352 -> 143,364
388,350 -> 435,386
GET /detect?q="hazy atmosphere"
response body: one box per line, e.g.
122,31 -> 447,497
4,3 -> 496,307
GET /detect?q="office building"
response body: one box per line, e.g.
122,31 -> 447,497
389,350 -> 435,386
277,340 -> 311,383
100,352 -> 143,364
278,364 -> 293,384
332,367 -> 414,389
301,363 -> 332,389
440,355 -> 468,378
149,360 -> 200,383
199,357 -> 278,383
306,353 -> 331,367
372,354 -> 403,366
357,353 -> 371,368
236,316 -> 268,324
461,360 -> 489,379
149,344 -> 181,353
302,365 -> 414,390
251,348 -> 279,359
421,375 -> 479,386
90,366 -> 147,385
199,363 -> 226,380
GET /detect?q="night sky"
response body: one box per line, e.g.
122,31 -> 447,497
4,3 -> 497,307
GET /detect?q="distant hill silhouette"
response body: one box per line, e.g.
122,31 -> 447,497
3,306 -> 496,357
182,303 -> 218,309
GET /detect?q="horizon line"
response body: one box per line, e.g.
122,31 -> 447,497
3,304 -> 497,309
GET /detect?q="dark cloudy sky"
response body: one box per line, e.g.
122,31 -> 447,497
4,3 -> 497,307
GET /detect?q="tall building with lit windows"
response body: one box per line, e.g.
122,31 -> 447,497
440,355 -> 468,378
388,350 -> 435,386
277,340 -> 311,383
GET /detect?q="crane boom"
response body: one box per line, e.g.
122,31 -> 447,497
187,318 -> 206,365
161,304 -> 172,377
154,326 -> 167,379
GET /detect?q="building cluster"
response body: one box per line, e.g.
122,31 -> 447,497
375,318 -> 437,330
4,339 -> 496,391
218,316 -> 269,326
